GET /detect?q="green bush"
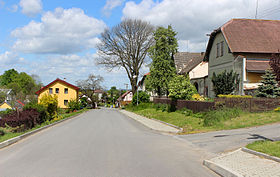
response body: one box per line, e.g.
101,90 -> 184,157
218,94 -> 253,98
132,91 -> 150,105
68,99 -> 82,112
168,74 -> 197,100
203,107 -> 242,126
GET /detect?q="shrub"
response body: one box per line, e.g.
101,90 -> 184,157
176,108 -> 193,116
132,91 -> 150,105
203,107 -> 242,126
212,70 -> 240,96
24,102 -> 48,123
168,74 -> 197,100
0,127 -> 6,136
68,99 -> 81,112
0,109 -> 40,131
274,107 -> 280,112
218,94 -> 253,98
39,94 -> 58,120
192,94 -> 205,101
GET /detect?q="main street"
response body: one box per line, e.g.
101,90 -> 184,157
0,109 -> 215,177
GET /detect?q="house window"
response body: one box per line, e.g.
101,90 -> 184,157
49,88 -> 53,94
56,88 -> 59,94
220,41 -> 224,56
216,43 -> 220,58
64,88 -> 68,94
64,100 -> 68,106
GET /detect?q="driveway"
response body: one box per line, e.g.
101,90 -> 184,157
0,109 -> 215,177
178,123 -> 280,154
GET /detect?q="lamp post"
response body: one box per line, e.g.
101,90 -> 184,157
133,75 -> 139,106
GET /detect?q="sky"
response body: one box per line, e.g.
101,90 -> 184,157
0,0 -> 280,90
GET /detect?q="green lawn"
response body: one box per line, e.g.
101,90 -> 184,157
125,103 -> 280,134
0,108 -> 89,143
246,140 -> 280,158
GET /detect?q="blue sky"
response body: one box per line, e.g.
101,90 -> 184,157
0,0 -> 279,90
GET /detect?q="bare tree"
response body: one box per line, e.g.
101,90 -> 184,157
97,19 -> 154,94
76,74 -> 104,108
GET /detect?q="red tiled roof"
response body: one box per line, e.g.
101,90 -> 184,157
246,60 -> 270,72
35,78 -> 79,95
205,19 -> 280,61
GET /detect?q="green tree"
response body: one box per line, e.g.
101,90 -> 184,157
212,70 -> 240,97
256,70 -> 280,98
0,69 -> 41,101
168,74 -> 197,100
147,25 -> 178,96
0,69 -> 18,86
0,91 -> 6,103
132,91 -> 150,105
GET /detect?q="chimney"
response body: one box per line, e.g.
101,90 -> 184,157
63,78 -> 66,81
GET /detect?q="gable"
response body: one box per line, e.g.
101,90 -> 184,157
36,78 -> 79,95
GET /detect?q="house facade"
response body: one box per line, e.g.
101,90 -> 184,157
36,78 -> 79,108
118,91 -> 133,106
174,52 -> 208,96
205,19 -> 275,97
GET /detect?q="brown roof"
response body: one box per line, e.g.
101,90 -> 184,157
205,19 -> 280,61
246,59 -> 270,72
174,52 -> 205,74
94,89 -> 104,93
35,78 -> 79,95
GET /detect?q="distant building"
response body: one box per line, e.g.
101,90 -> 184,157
36,78 -> 79,108
118,91 -> 133,106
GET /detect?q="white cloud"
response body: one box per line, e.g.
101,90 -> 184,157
11,8 -> 107,54
102,0 -> 124,17
19,0 -> 42,17
10,4 -> 18,12
25,53 -> 130,88
0,0 -> 5,8
122,0 -> 279,52
0,51 -> 24,65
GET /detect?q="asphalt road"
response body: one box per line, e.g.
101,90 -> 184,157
0,109 -> 215,177
179,122 -> 280,154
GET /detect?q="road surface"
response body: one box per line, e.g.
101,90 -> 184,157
179,122 -> 280,154
0,109 -> 215,177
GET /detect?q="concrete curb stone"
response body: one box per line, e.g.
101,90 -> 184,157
242,147 -> 280,163
119,109 -> 181,133
203,159 -> 242,177
0,110 -> 88,149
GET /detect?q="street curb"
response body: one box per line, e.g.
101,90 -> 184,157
203,160 -> 242,177
242,147 -> 280,163
119,109 -> 182,133
0,110 -> 88,150
150,118 -> 183,132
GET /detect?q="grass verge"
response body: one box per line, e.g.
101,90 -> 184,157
246,140 -> 280,158
0,108 -> 89,143
125,103 -> 280,134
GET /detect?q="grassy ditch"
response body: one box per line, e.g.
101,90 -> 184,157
0,108 -> 89,143
246,140 -> 280,158
125,103 -> 280,134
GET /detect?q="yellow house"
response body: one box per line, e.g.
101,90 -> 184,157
0,102 -> 12,110
36,78 -> 79,108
